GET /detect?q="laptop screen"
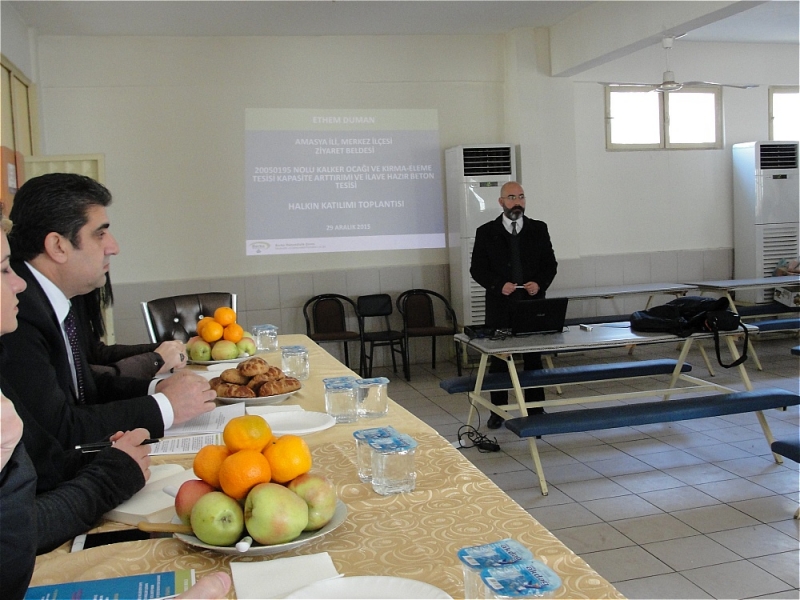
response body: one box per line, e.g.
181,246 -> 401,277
510,297 -> 569,336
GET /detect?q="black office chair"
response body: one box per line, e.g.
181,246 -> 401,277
303,294 -> 362,371
357,293 -> 407,378
396,289 -> 462,381
141,292 -> 237,343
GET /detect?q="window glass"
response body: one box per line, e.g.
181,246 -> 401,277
771,90 -> 799,141
668,92 -> 716,144
608,91 -> 660,144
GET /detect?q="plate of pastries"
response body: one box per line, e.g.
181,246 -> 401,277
209,357 -> 302,405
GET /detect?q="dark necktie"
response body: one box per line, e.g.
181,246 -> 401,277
64,308 -> 86,404
510,221 -> 524,286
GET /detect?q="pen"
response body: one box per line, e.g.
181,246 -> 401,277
74,438 -> 160,453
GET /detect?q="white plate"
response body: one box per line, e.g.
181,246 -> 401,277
188,357 -> 244,366
261,411 -> 335,436
286,576 -> 452,599
216,386 -> 301,406
174,499 -> 347,556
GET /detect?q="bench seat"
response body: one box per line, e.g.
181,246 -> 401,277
771,439 -> 800,464
753,318 -> 800,332
439,359 -> 691,395
737,302 -> 799,318
505,389 -> 800,438
792,346 -> 800,356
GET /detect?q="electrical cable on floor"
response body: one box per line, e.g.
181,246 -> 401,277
457,424 -> 500,453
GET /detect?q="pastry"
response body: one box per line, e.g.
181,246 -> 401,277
220,368 -> 250,385
238,356 -> 270,377
258,377 -> 301,397
215,382 -> 256,398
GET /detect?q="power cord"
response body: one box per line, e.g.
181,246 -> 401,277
457,423 -> 500,453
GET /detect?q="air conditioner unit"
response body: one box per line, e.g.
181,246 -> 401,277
445,144 -> 516,326
733,141 -> 799,303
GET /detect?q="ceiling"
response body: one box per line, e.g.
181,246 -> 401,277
4,1 -> 798,43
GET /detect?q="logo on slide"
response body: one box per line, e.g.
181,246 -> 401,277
249,241 -> 271,254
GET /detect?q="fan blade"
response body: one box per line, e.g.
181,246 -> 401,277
598,82 -> 658,88
683,81 -> 759,89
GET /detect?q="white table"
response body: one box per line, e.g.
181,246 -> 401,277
549,282 -> 698,307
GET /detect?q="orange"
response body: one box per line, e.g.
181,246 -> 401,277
196,316 -> 215,335
223,323 -> 244,343
223,415 -> 273,453
193,444 -> 231,489
214,307 -> 237,327
263,434 -> 313,484
218,450 -> 271,500
200,320 -> 224,343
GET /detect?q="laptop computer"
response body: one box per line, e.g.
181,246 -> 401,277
510,297 -> 569,336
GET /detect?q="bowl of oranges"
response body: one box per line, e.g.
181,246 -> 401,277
173,415 -> 345,555
186,307 -> 257,365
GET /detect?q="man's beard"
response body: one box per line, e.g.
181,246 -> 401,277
504,206 -> 524,220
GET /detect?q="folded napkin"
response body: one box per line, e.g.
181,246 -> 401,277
230,552 -> 340,599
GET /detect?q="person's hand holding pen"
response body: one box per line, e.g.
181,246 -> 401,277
105,429 -> 152,482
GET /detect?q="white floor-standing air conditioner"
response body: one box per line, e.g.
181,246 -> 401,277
445,144 -> 516,326
733,141 -> 799,303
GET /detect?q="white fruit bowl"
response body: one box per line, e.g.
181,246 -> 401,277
173,499 -> 347,556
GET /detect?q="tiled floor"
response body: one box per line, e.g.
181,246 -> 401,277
375,334 -> 800,600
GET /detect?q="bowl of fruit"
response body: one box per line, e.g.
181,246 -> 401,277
186,308 -> 257,364
172,415 -> 346,556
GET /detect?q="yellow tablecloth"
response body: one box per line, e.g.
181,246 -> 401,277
31,335 -> 624,599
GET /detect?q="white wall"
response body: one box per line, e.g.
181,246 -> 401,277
15,29 -> 800,284
0,2 -> 33,76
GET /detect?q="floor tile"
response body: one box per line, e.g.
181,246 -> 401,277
639,486 -> 719,512
749,470 -> 800,495
675,502 -> 764,535
708,524 -> 799,558
715,456 -> 787,477
612,471 -> 685,494
643,535 -> 741,570
527,502 -> 603,530
582,494 -> 663,522
613,572 -> 713,599
555,477 -> 631,502
750,550 -> 800,588
664,462 -> 740,485
768,518 -> 800,541
548,522 -> 635,554
731,496 -> 800,523
637,449 -> 707,469
681,560 -> 791,599
583,454 -> 654,477
694,478 -> 775,503
579,546 -> 672,583
611,513 -> 700,545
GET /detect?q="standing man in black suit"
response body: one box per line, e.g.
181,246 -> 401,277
1,173 -> 217,476
470,181 -> 558,429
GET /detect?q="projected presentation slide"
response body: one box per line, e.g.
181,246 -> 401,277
245,108 -> 445,255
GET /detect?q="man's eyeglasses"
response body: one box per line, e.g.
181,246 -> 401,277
502,194 -> 525,201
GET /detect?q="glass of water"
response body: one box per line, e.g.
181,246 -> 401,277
356,377 -> 389,418
281,345 -> 309,380
323,377 -> 357,423
252,324 -> 278,352
369,433 -> 417,495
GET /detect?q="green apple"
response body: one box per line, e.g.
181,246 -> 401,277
190,491 -> 244,546
244,483 -> 309,545
287,472 -> 338,531
175,479 -> 215,526
236,337 -> 257,358
189,340 -> 211,362
185,335 -> 202,354
211,340 -> 238,360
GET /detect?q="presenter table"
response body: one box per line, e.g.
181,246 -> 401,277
549,282 -> 698,308
455,324 -> 776,494
31,334 -> 624,600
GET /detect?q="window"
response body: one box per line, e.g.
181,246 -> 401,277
769,86 -> 799,141
605,86 -> 722,150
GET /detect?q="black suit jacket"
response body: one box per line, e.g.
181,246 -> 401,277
470,215 -> 558,328
0,260 -> 165,451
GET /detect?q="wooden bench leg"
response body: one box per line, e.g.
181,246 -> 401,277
528,438 -> 548,496
726,335 -> 753,392
748,338 -> 763,371
543,354 -> 562,395
696,341 -> 716,377
466,354 -> 490,428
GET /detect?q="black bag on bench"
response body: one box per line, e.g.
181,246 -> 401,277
630,296 -> 748,368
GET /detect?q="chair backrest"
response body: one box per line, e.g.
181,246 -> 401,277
357,294 -> 393,318
397,289 -> 457,331
141,292 -> 236,343
303,294 -> 357,336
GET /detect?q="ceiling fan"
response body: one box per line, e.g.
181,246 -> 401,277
601,36 -> 759,92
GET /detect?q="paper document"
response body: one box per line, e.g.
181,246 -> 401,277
164,403 -> 245,436
150,434 -> 222,456
104,465 -> 195,525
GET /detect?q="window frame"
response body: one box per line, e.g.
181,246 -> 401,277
605,85 -> 722,151
768,85 -> 799,141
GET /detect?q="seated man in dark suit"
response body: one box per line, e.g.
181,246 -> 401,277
1,173 -> 216,490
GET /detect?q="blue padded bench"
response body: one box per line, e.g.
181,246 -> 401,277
771,437 -> 800,519
505,388 -> 800,438
738,302 -> 800,318
753,318 -> 800,333
439,359 -> 690,395
792,346 -> 800,356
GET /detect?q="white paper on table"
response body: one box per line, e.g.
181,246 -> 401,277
104,464 -> 194,525
245,404 -> 304,416
149,433 -> 222,456
230,552 -> 340,599
164,403 -> 245,436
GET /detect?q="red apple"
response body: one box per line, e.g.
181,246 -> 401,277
287,472 -> 338,531
174,479 -> 215,526
244,483 -> 308,545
